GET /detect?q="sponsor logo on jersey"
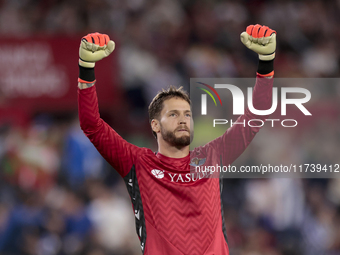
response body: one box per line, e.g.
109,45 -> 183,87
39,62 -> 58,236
168,171 -> 212,183
151,165 -> 213,183
151,169 -> 165,179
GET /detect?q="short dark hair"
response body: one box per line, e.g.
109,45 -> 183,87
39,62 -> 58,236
148,86 -> 191,139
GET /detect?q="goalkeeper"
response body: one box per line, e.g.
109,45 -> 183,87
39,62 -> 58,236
78,25 -> 276,254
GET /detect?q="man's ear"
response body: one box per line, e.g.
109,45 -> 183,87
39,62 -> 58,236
151,119 -> 160,133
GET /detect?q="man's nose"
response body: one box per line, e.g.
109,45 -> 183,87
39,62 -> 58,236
179,114 -> 187,124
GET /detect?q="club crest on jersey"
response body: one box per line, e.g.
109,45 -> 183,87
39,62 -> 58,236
151,169 -> 164,179
189,157 -> 206,167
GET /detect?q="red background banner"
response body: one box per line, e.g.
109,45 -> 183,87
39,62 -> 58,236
0,36 -> 120,125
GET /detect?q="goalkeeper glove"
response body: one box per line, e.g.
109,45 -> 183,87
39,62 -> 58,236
79,33 -> 115,68
241,24 -> 276,61
78,33 -> 115,85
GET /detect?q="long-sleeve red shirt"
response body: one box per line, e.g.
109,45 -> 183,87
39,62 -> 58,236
78,75 -> 273,255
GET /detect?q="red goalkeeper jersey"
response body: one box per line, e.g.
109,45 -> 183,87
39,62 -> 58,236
78,76 -> 273,255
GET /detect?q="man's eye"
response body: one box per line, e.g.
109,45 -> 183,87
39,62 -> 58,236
186,114 -> 191,117
170,113 -> 176,117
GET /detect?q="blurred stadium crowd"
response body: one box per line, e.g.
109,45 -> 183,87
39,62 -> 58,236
1,0 -> 340,254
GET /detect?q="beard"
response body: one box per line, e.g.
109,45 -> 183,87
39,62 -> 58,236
160,124 -> 194,147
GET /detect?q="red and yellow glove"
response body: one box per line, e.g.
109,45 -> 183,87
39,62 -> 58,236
78,33 -> 115,86
240,24 -> 276,61
241,24 -> 276,77
79,33 -> 115,68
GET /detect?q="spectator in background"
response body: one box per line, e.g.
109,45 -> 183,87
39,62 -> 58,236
0,191 -> 44,254
62,117 -> 105,189
87,180 -> 140,254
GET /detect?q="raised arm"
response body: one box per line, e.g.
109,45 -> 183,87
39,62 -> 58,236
209,25 -> 276,165
77,33 -> 141,177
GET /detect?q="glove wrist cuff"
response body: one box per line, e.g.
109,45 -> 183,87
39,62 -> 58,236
257,59 -> 274,76
79,58 -> 95,68
259,52 -> 275,61
79,65 -> 95,82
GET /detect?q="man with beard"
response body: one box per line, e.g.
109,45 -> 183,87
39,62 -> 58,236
77,24 -> 276,255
